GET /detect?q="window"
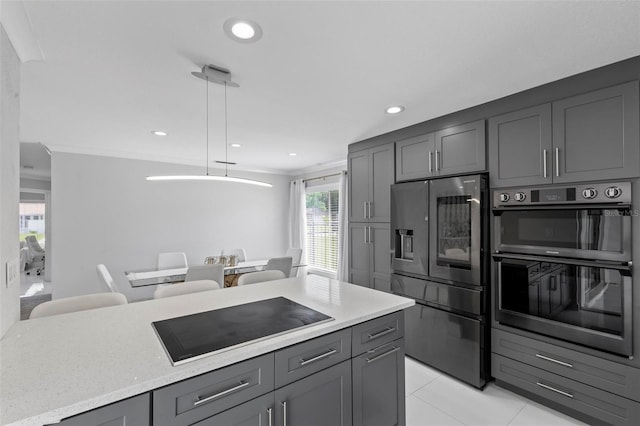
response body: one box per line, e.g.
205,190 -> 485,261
306,187 -> 339,274
19,203 -> 46,242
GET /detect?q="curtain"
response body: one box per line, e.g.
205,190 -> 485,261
288,179 -> 307,269
337,171 -> 349,281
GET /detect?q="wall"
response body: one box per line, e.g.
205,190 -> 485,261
52,153 -> 290,302
0,25 -> 21,337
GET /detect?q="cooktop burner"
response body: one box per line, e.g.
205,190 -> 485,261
152,297 -> 333,365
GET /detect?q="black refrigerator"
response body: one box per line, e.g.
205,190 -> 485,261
390,174 -> 490,389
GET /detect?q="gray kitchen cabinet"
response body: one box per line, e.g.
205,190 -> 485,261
348,222 -> 390,291
488,103 -> 553,187
275,360 -> 353,426
352,339 -> 405,426
192,393 -> 274,426
489,81 -> 640,187
56,394 -> 150,426
395,133 -> 434,182
348,143 -> 394,222
434,120 -> 486,176
552,80 -> 640,183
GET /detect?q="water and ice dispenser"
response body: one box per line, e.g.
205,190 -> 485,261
395,229 -> 414,261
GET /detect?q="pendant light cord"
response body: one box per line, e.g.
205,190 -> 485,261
205,77 -> 210,176
224,81 -> 229,177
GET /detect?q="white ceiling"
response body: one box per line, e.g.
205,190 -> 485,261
18,0 -> 640,176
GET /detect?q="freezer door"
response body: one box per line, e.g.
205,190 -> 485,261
391,181 -> 429,277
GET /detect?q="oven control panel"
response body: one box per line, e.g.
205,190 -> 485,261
493,182 -> 631,207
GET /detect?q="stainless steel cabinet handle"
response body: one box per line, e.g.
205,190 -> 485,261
367,326 -> 396,340
536,382 -> 574,398
281,401 -> 288,426
555,147 -> 560,177
542,149 -> 548,178
193,380 -> 250,406
429,151 -> 433,172
368,226 -> 372,243
366,346 -> 400,363
368,201 -> 372,219
299,348 -> 337,366
435,150 -> 440,171
267,407 -> 273,426
363,202 -> 367,219
363,227 -> 368,244
535,353 -> 573,368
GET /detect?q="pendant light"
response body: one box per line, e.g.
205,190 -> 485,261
146,65 -> 272,187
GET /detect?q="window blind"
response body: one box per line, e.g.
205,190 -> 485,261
305,188 -> 339,273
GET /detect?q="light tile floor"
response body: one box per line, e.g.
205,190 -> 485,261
405,357 -> 589,426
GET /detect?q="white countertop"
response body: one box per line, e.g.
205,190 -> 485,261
0,276 -> 413,426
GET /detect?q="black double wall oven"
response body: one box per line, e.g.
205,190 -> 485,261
493,181 -> 633,357
390,174 -> 490,389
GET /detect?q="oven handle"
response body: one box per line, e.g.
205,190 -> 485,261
493,203 -> 631,212
493,252 -> 632,273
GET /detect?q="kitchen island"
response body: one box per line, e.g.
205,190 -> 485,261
0,275 -> 413,426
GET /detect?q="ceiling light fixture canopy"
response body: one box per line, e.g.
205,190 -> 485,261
146,65 -> 272,187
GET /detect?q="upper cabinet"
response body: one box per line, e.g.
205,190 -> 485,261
489,81 -> 640,188
348,143 -> 394,222
395,120 -> 486,182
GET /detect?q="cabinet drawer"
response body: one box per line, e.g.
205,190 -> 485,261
493,354 -> 640,426
192,393 -> 275,426
57,394 -> 150,426
153,353 -> 274,426
492,328 -> 640,401
352,311 -> 404,356
275,328 -> 351,388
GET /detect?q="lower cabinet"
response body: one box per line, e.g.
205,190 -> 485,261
56,394 -> 150,426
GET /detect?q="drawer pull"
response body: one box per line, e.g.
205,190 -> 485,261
299,348 -> 338,366
366,346 -> 399,363
536,382 -> 574,398
535,354 -> 573,368
367,326 -> 396,340
282,401 -> 288,426
267,407 -> 273,426
193,380 -> 250,407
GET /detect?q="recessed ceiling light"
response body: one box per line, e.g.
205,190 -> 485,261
289,153 -> 297,156
231,143 -> 241,148
152,131 -> 167,136
385,105 -> 405,115
224,18 -> 263,43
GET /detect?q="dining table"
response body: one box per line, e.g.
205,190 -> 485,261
125,260 -> 303,288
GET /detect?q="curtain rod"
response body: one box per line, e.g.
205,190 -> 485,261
302,171 -> 346,183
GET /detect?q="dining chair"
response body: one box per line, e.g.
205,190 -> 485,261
96,264 -> 120,293
157,252 -> 188,269
221,248 -> 247,262
284,248 -> 303,277
264,256 -> 293,277
153,280 -> 220,299
237,270 -> 286,286
29,293 -> 128,319
185,264 -> 224,287
25,235 -> 45,276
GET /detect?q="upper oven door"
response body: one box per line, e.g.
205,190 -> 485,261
494,207 -> 631,262
429,175 -> 486,286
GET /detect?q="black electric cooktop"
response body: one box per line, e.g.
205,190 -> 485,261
152,297 -> 333,365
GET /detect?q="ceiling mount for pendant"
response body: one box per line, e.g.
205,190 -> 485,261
191,65 -> 239,87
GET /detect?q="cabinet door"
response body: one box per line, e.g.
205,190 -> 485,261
275,360 -> 352,426
348,150 -> 370,222
434,120 -> 486,176
488,104 -> 553,187
395,133 -> 434,181
552,81 -> 640,183
370,223 -> 391,293
349,223 -> 371,287
193,393 -> 274,426
57,394 -> 150,426
352,339 -> 405,426
369,143 -> 395,222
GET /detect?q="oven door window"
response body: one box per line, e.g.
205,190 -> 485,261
499,209 -> 625,253
500,260 -> 625,337
436,195 -> 471,269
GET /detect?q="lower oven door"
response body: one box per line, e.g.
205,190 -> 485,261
495,254 -> 633,357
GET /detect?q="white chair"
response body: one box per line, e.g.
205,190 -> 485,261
285,248 -> 303,277
185,264 -> 224,287
29,293 -> 128,319
237,270 -> 286,286
96,264 -> 119,293
25,235 -> 45,276
221,248 -> 247,262
157,252 -> 188,269
264,257 -> 293,277
153,280 -> 220,299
